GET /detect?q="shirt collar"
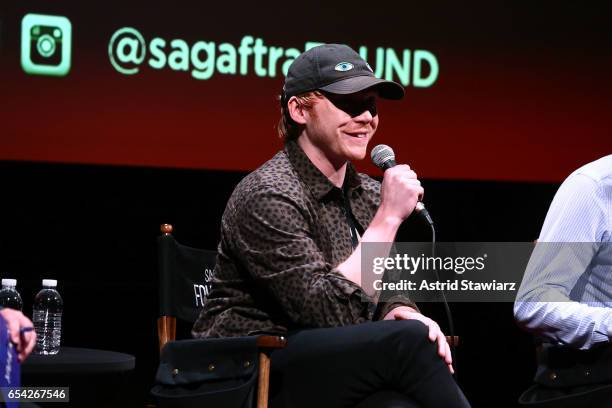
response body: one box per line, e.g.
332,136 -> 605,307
285,140 -> 362,201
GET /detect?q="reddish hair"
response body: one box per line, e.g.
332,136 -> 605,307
277,91 -> 323,142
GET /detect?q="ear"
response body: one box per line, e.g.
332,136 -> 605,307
287,96 -> 308,125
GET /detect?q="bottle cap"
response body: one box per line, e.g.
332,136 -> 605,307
1,279 -> 16,287
42,279 -> 57,287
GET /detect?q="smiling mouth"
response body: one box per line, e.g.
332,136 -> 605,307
345,133 -> 368,139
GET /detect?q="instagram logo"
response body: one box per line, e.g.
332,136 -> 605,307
21,14 -> 72,76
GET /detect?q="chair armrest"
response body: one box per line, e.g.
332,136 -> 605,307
256,335 -> 287,349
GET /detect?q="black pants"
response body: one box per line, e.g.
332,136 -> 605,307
519,343 -> 612,407
269,320 -> 471,408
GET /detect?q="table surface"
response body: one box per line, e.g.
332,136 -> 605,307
22,347 -> 136,375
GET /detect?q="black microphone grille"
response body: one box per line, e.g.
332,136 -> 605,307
370,144 -> 395,169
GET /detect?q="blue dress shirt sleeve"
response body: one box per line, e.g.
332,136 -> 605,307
514,169 -> 612,349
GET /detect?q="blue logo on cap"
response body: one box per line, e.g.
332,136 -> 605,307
334,62 -> 354,72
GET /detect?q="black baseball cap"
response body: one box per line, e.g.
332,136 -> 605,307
283,44 -> 404,100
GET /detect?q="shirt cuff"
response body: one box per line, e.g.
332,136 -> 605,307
373,295 -> 419,321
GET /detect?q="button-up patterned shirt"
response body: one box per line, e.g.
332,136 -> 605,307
192,140 -> 415,338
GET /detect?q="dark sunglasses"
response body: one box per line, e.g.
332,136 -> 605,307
322,91 -> 378,118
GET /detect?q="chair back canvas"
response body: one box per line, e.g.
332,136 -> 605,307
157,233 -> 216,323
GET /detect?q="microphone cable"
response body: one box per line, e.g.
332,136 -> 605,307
427,221 -> 458,377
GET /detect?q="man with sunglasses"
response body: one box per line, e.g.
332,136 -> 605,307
193,44 -> 470,407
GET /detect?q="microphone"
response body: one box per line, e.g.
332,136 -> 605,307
370,144 -> 434,225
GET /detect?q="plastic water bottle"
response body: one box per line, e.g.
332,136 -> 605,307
33,279 -> 63,355
0,279 -> 23,311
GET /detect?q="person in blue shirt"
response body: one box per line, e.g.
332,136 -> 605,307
0,308 -> 36,362
515,155 -> 612,406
